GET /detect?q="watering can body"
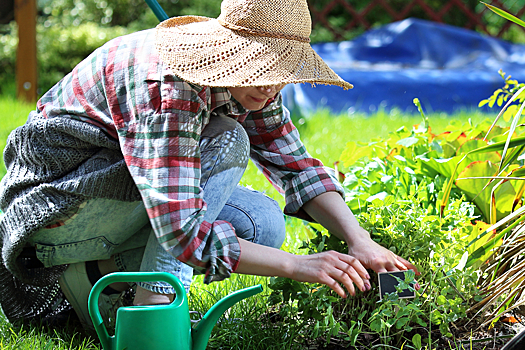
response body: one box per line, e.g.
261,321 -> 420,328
88,271 -> 262,350
113,301 -> 192,350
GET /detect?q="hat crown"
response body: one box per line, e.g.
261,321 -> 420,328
218,0 -> 311,41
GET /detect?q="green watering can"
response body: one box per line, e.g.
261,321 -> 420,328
88,272 -> 262,350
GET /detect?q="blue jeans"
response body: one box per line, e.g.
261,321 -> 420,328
29,116 -> 286,294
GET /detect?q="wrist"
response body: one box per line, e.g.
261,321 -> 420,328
280,251 -> 299,279
344,227 -> 372,248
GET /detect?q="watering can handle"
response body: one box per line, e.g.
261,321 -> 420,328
88,272 -> 186,350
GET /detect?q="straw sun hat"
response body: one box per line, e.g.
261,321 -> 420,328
154,0 -> 353,89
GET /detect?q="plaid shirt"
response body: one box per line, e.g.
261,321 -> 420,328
36,29 -> 343,282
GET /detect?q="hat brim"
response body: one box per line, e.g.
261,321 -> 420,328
155,16 -> 353,90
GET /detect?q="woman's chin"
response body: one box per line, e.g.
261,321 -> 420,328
242,102 -> 266,111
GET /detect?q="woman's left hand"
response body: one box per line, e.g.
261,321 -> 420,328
347,236 -> 418,273
347,234 -> 420,289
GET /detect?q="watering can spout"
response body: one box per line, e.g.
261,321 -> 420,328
191,284 -> 263,350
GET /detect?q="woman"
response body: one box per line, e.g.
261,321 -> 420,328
0,0 -> 418,330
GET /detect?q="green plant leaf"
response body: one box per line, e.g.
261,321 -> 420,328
482,2 -> 525,28
370,319 -> 382,333
500,144 -> 525,173
497,100 -> 525,176
489,171 -> 523,224
465,225 -> 512,269
470,135 -> 525,155
396,317 -> 410,329
455,161 -> 515,222
412,333 -> 422,349
440,136 -> 525,216
341,141 -> 388,167
453,251 -> 469,271
437,295 -> 447,306
397,136 -> 420,148
509,166 -> 525,210
419,156 -> 459,179
483,86 -> 525,140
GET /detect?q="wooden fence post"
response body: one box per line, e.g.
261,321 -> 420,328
15,0 -> 37,103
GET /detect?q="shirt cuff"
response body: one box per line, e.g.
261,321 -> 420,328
283,166 -> 345,221
201,220 -> 241,284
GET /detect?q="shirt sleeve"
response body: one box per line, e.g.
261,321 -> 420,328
114,79 -> 240,283
241,94 -> 345,220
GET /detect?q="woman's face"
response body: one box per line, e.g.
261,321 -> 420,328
228,84 -> 286,111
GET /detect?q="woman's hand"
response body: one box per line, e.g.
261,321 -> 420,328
290,250 -> 371,298
235,239 -> 372,298
301,192 -> 421,289
346,233 -> 420,291
347,233 -> 419,274
237,193 -> 422,296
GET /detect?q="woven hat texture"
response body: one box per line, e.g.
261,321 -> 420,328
154,0 -> 353,89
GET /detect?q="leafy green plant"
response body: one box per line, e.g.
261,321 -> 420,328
341,106 -> 525,224
459,2 -> 525,329
266,96 -> 525,347
268,195 -> 482,348
0,22 -> 130,95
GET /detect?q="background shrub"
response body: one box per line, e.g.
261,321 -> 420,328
0,0 -> 223,96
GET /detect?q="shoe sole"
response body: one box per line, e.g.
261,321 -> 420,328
58,263 -> 94,329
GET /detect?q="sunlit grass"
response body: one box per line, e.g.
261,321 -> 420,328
294,108 -> 493,167
0,96 -> 34,178
0,316 -> 99,350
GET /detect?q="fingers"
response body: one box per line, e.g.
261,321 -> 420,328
364,246 -> 417,275
395,255 -> 420,275
318,251 -> 370,298
338,253 -> 370,280
295,251 -> 371,298
374,255 -> 401,274
332,260 -> 361,297
392,256 -> 421,290
347,243 -> 422,292
384,255 -> 421,290
295,249 -> 420,299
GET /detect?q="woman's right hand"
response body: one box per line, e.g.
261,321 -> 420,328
290,250 -> 371,298
235,239 -> 371,298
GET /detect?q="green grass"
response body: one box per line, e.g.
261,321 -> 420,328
0,96 -> 34,179
0,317 -> 99,349
0,97 -> 498,349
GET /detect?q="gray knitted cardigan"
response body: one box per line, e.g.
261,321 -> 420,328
0,113 -> 141,322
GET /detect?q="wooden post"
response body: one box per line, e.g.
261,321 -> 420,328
15,0 -> 37,103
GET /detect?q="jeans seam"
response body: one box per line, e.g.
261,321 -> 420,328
224,203 -> 258,243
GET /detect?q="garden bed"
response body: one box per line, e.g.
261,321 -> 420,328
1,97 -> 525,349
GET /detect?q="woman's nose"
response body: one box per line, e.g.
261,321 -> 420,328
258,84 -> 284,97
259,86 -> 275,96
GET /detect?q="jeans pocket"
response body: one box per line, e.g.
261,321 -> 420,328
35,236 -> 118,267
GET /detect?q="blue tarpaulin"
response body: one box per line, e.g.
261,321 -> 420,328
282,18 -> 525,116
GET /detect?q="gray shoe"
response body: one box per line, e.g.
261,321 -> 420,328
58,262 -> 132,332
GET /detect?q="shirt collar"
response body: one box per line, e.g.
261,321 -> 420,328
210,87 -> 248,117
228,96 -> 248,116
210,87 -> 230,112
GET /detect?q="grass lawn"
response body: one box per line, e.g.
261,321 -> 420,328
0,96 -> 496,349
